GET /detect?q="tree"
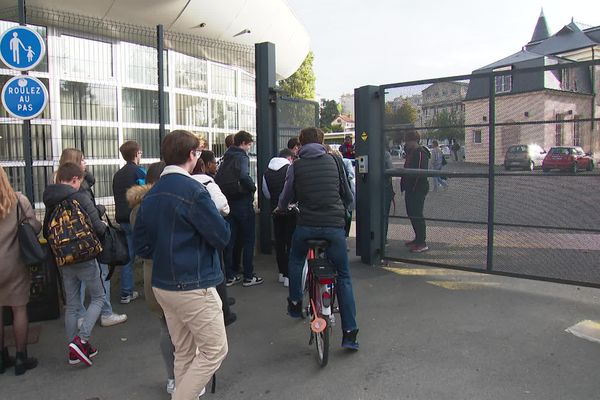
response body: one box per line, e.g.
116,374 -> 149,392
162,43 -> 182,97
428,109 -> 465,142
384,100 -> 418,143
320,99 -> 340,130
331,123 -> 344,133
277,51 -> 316,100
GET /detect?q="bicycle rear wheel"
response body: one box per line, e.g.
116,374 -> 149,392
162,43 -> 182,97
315,320 -> 330,367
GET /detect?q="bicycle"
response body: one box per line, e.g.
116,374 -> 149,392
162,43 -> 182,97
301,239 -> 337,367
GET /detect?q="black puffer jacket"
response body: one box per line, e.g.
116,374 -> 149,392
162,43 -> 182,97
42,183 -> 107,239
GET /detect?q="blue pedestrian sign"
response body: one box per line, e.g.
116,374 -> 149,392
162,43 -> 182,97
1,76 -> 48,119
0,26 -> 46,71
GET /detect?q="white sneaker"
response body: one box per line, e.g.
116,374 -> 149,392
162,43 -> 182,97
278,273 -> 284,283
198,386 -> 206,397
166,379 -> 175,395
283,277 -> 289,287
120,291 -> 139,304
100,313 -> 128,327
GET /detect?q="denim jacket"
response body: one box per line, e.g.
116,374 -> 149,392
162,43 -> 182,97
133,166 -> 231,291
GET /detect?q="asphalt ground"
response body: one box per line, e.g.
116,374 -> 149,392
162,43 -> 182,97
2,245 -> 600,400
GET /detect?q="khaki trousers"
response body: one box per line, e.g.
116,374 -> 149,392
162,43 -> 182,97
153,286 -> 228,400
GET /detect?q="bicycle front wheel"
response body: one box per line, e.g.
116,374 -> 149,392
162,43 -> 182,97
315,322 -> 330,367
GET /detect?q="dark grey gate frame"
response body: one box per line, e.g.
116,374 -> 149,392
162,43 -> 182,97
355,59 -> 600,289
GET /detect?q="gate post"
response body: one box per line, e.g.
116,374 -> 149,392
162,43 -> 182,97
255,42 -> 277,254
355,85 -> 384,265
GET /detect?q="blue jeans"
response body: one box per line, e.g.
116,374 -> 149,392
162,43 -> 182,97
288,225 -> 358,332
120,222 -> 135,297
224,200 -> 256,280
62,259 -> 104,342
79,263 -> 112,317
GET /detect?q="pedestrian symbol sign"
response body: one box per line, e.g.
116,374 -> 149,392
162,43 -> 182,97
0,26 -> 46,71
1,76 -> 48,119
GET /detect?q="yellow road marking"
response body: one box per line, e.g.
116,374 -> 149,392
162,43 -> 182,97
426,281 -> 500,290
384,267 -> 473,276
566,320 -> 600,344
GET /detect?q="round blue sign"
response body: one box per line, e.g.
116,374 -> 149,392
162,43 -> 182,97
0,26 -> 46,71
1,76 -> 48,119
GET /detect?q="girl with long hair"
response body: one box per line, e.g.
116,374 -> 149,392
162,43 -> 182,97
0,166 -> 41,375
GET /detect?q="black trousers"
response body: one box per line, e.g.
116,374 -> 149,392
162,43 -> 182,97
216,252 -> 232,318
405,191 -> 427,245
272,213 -> 296,277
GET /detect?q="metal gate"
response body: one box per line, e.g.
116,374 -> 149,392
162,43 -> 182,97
355,59 -> 600,288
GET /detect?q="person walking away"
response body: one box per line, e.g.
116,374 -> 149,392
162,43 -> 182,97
401,130 -> 430,253
191,158 -> 237,326
216,130 -> 263,287
276,127 -> 359,350
112,140 -> 146,304
452,142 -> 460,162
262,148 -> 296,286
0,166 -> 41,375
43,162 -> 107,367
134,130 -> 230,400
59,148 -> 127,327
430,141 -> 448,191
128,161 -> 178,395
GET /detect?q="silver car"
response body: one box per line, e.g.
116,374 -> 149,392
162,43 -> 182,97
504,144 -> 546,171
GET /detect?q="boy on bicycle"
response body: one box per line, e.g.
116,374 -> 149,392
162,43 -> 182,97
275,127 -> 359,350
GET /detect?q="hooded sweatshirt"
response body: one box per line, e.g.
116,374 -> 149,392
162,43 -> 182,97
262,157 -> 291,211
42,183 -> 107,239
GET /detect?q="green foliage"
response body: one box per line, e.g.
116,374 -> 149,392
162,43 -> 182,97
331,123 -> 344,132
320,99 -> 340,130
384,100 -> 417,125
427,109 -> 465,142
277,51 -> 316,100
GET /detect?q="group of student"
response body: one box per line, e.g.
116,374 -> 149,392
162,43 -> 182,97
0,127 -> 362,400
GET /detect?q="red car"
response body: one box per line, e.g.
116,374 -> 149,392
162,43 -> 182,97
542,146 -> 595,173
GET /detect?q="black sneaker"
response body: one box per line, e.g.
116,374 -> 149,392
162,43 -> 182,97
242,275 -> 264,287
342,329 -> 360,350
287,298 -> 302,318
226,276 -> 242,287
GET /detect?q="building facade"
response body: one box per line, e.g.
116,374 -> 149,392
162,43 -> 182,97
0,1 -> 309,204
464,12 -> 600,164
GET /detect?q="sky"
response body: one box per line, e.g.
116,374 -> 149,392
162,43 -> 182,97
285,0 -> 600,101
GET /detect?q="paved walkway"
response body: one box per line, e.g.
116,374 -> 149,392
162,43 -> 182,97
2,245 -> 600,400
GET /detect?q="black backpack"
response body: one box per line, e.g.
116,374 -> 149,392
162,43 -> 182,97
215,156 -> 244,200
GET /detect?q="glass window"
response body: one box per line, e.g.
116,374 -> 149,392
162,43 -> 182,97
176,94 -> 208,127
0,124 -> 52,161
61,126 -> 118,159
0,21 -> 48,72
85,164 -> 119,198
60,81 -> 116,121
173,52 -> 207,92
122,88 -> 168,124
211,100 -> 238,129
495,75 -> 512,94
123,128 -> 161,158
573,116 -> 581,146
1,75 -> 50,118
473,130 -> 482,144
1,166 -> 53,203
121,43 -> 166,86
240,73 -> 255,101
55,35 -> 112,79
239,104 -> 256,133
211,132 -> 227,157
211,64 -> 236,96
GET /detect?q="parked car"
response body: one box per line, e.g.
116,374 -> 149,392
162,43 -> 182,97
390,146 -> 405,158
504,144 -> 546,171
542,146 -> 595,173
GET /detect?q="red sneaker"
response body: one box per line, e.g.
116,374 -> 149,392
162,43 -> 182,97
410,244 -> 429,253
68,336 -> 95,366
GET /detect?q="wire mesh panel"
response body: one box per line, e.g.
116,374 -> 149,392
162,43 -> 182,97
380,60 -> 600,287
276,96 -> 318,151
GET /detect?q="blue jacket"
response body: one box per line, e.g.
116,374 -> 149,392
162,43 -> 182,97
133,166 -> 231,291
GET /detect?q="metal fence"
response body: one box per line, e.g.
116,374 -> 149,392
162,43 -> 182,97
276,95 -> 319,150
0,4 -> 256,208
380,60 -> 600,288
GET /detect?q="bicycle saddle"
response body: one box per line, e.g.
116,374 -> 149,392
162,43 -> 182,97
305,239 -> 330,248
